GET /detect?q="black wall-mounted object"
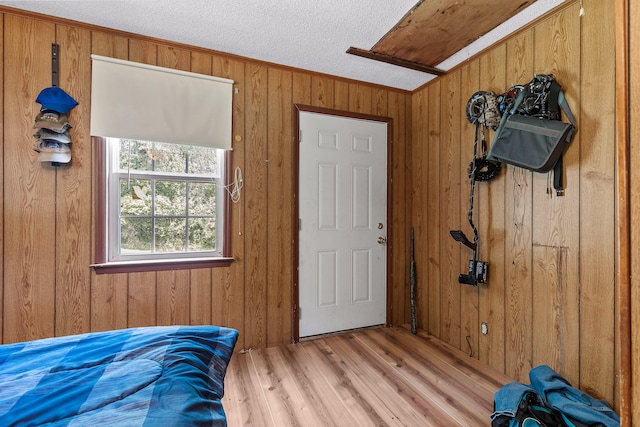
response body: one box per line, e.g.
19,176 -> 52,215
51,43 -> 59,88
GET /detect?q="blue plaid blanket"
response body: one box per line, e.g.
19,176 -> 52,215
0,325 -> 238,426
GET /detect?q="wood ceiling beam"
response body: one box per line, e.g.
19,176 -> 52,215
346,47 -> 446,76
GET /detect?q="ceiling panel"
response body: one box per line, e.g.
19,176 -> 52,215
367,0 -> 538,71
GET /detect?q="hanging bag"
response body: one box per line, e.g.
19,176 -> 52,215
487,75 -> 576,195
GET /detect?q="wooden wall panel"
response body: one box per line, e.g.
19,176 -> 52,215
478,43 -> 507,372
157,269 -> 190,325
439,70 -> 461,348
412,0 -> 620,410
311,75 -> 334,108
410,89 -> 429,329
3,15 -> 56,343
54,24 -> 92,337
389,90 -> 408,326
190,268 -> 212,325
349,83 -> 372,114
333,80 -> 349,111
91,271 -> 128,331
244,64 -> 268,350
531,3 -> 582,388
630,0 -> 639,413
266,67 -> 293,347
402,93 -> 413,326
578,0 -> 617,404
426,82 -> 441,336
373,87 -> 388,117
292,72 -> 312,106
212,55 -> 246,345
127,271 -> 157,327
503,30 -> 534,384
0,13 -> 4,342
531,245 -> 566,369
625,0 -> 638,424
458,58 -> 480,359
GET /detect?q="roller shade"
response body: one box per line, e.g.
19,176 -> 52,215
90,54 -> 234,149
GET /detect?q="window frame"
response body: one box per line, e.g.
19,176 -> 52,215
92,137 -> 234,274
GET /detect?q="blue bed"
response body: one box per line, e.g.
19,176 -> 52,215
0,325 -> 238,426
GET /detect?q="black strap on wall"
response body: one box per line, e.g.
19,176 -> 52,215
51,43 -> 59,88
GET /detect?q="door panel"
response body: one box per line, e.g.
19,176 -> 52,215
299,111 -> 387,338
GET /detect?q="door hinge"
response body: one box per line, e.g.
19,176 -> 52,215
299,218 -> 302,230
298,307 -> 301,320
299,129 -> 302,143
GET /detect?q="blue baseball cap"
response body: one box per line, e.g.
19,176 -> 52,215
36,87 -> 78,113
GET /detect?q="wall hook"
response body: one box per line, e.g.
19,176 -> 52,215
51,43 -> 59,88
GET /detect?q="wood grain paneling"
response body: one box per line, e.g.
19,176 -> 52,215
4,15 -> 56,343
0,13 -> 4,342
578,0 -> 617,404
212,55 -> 247,344
127,271 -> 157,327
439,70 -> 461,348
349,83 -> 372,114
626,0 -> 639,424
458,58 -> 480,360
333,79 -> 349,111
478,43 -> 507,373
532,3 -> 582,389
157,269 -> 190,325
311,75 -> 334,108
54,24 -> 92,337
426,81 -> 441,336
503,30 -> 534,384
91,271 -> 128,331
388,90 -> 409,326
412,0 -> 621,411
244,64 -> 268,350
266,67 -> 293,347
411,88 -> 428,330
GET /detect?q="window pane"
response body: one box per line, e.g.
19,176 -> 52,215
119,139 -> 153,171
189,218 -> 216,251
150,142 -> 188,173
120,178 -> 152,215
155,181 -> 186,216
188,182 -> 216,216
187,146 -> 218,175
121,217 -> 152,254
155,218 -> 186,252
115,139 -> 219,176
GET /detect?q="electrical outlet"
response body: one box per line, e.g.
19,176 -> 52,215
481,322 -> 489,335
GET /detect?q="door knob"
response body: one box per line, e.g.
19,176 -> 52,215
377,236 -> 387,244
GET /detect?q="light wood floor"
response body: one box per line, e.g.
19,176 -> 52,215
222,326 -> 513,426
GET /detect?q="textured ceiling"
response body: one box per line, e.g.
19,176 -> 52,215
0,0 -> 566,91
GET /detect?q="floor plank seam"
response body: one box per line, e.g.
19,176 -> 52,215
248,349 -> 277,427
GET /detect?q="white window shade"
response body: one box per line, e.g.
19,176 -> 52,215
90,54 -> 234,149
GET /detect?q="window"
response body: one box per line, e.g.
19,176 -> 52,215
93,138 -> 232,273
89,55 -> 235,273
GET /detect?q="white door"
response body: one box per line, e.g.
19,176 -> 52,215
298,111 -> 387,338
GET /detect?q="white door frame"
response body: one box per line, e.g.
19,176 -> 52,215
292,104 -> 393,342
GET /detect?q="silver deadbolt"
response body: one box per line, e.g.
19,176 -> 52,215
377,236 -> 387,244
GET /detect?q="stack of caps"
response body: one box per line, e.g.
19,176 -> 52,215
33,87 -> 78,164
